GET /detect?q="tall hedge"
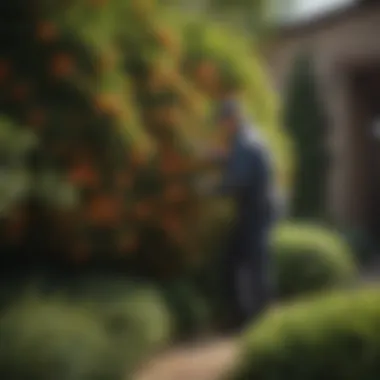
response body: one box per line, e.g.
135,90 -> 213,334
0,0 -> 291,279
283,52 -> 328,219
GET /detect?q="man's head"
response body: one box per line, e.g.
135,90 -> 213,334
190,58 -> 243,99
215,98 -> 244,142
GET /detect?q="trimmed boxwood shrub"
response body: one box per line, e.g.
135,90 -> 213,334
0,279 -> 173,380
0,297 -> 120,380
195,222 -> 357,330
71,278 -> 174,368
272,222 -> 358,299
230,287 -> 380,380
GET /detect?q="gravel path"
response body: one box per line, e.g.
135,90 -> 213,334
133,338 -> 240,380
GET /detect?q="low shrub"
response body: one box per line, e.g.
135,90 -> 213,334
0,278 -> 173,380
63,276 -> 174,367
159,279 -> 211,340
230,287 -> 380,380
195,221 -> 357,330
0,297 -> 120,380
272,222 -> 358,299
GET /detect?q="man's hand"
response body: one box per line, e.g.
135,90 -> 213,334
194,174 -> 221,197
195,144 -> 229,165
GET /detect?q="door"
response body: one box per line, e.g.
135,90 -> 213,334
351,65 -> 380,243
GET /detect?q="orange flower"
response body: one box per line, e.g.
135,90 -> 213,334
159,151 -> 184,175
167,107 -> 181,125
68,162 -> 99,187
50,53 -> 75,78
129,149 -> 146,168
194,60 -> 219,93
195,60 -> 217,81
155,28 -> 172,47
86,195 -> 123,226
154,28 -> 181,57
36,21 -> 58,42
94,93 -> 123,116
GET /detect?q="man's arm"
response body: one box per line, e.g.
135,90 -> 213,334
197,141 -> 253,197
247,146 -> 283,224
219,144 -> 254,196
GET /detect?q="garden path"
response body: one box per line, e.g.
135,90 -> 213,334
134,255 -> 380,380
133,338 -> 239,380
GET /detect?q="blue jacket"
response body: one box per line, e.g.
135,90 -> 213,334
217,125 -> 278,233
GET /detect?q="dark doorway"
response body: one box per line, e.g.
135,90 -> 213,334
350,64 -> 380,244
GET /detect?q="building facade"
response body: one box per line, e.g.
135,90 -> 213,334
266,0 -> 380,234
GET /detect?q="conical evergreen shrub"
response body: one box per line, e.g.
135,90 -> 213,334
283,52 -> 328,220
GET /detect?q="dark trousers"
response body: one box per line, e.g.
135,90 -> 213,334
223,226 -> 273,329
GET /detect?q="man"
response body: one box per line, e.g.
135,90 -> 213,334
198,98 -> 280,331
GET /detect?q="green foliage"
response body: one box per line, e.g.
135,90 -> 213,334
192,221 -> 357,329
0,116 -> 79,214
179,13 -> 293,207
206,0 -> 264,10
0,279 -> 173,380
231,287 -> 380,380
160,279 -> 210,340
272,222 -> 358,299
201,0 -> 270,34
71,279 -> 173,372
0,117 -> 37,214
0,0 -> 291,280
0,298 -> 120,380
284,52 -> 328,219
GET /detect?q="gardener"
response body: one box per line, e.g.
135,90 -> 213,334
198,98 -> 280,331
